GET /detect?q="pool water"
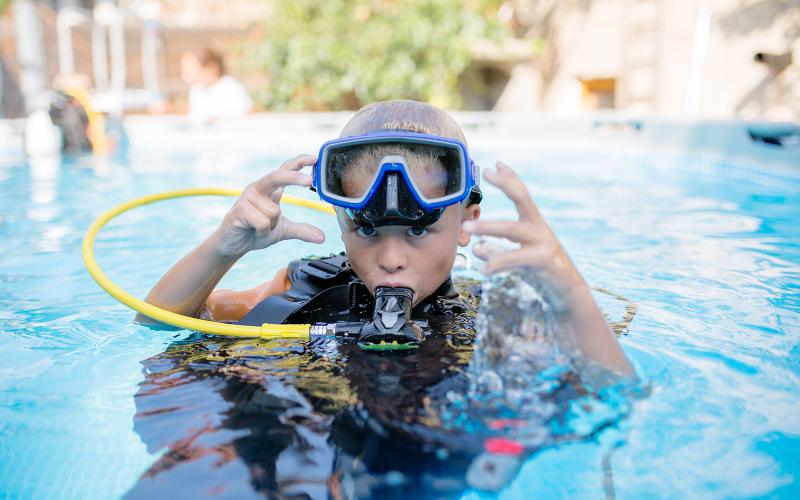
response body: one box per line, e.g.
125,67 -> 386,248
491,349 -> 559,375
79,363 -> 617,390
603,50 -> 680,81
1,121 -> 798,498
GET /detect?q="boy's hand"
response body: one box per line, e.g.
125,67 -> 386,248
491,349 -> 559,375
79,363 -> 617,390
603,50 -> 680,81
464,161 -> 636,377
213,155 -> 325,257
462,162 -> 585,301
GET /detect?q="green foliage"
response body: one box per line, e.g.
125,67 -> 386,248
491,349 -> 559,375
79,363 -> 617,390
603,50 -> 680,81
1,0 -> 12,14
241,0 -> 508,110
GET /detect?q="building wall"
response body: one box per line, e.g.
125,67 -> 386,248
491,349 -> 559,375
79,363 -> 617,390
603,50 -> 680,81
542,0 -> 627,115
694,0 -> 798,120
507,0 -> 798,120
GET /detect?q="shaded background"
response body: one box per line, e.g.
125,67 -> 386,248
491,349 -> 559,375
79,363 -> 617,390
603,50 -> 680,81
0,0 -> 798,119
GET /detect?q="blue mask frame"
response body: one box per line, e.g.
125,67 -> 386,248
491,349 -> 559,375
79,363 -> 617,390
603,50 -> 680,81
313,131 -> 478,211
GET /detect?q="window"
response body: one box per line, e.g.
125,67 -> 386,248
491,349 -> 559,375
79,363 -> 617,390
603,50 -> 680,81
581,78 -> 617,110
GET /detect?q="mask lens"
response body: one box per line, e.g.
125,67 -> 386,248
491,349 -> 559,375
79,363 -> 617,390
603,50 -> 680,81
323,145 -> 372,200
403,144 -> 464,201
322,141 -> 465,205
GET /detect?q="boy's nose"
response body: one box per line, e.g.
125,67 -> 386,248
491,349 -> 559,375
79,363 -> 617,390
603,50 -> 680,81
376,238 -> 408,274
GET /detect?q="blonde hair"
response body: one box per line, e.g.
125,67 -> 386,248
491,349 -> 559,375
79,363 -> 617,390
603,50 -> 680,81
338,100 -> 466,198
340,100 -> 467,142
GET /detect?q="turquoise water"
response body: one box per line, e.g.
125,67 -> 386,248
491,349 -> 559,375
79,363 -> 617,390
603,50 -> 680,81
1,132 -> 798,498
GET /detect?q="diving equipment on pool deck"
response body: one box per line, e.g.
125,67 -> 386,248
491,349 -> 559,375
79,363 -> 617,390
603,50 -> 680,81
313,131 -> 482,227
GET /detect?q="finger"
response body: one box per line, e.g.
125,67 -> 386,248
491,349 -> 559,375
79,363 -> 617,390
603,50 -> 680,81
253,183 -> 283,207
481,247 -> 552,275
471,239 -> 495,261
238,198 -> 274,236
243,187 -> 281,221
471,237 -> 521,261
462,220 -> 541,244
253,170 -> 313,195
483,161 -> 541,222
281,218 -> 326,244
278,154 -> 316,172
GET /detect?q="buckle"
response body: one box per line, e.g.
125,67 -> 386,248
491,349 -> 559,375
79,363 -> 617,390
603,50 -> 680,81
302,254 -> 350,281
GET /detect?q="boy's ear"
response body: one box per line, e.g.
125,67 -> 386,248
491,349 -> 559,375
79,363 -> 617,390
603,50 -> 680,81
458,204 -> 481,247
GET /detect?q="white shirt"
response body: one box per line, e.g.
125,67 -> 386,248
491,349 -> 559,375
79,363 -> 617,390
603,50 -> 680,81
188,75 -> 253,124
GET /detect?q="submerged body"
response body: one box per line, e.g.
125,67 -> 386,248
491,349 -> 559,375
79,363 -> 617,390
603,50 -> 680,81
129,255 -> 637,497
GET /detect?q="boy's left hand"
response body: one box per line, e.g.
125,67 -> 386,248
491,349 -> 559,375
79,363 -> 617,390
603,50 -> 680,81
462,162 -> 586,302
464,162 -> 636,377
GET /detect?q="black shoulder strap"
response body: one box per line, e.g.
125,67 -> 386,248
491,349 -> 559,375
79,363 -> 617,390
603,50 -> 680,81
239,284 -> 351,326
238,253 -> 361,326
239,254 -> 471,326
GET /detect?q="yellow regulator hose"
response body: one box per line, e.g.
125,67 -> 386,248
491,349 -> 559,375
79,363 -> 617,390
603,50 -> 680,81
82,187 -> 335,340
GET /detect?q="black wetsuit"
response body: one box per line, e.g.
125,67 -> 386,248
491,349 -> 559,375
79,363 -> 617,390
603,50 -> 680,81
238,252 -> 475,330
126,254 -> 484,499
125,255 -> 624,498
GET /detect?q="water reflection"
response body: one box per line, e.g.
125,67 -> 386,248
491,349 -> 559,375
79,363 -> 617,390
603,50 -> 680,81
126,277 -> 640,498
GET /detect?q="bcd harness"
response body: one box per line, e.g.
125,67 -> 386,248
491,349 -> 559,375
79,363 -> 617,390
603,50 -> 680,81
238,253 -> 474,349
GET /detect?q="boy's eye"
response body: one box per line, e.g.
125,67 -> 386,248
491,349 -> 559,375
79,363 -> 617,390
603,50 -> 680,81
407,226 -> 429,238
355,227 -> 377,237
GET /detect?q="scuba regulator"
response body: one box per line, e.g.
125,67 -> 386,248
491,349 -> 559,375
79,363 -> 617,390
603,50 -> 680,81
310,286 -> 428,350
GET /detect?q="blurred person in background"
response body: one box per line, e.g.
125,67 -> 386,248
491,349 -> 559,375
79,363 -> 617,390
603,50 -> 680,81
180,47 -> 253,124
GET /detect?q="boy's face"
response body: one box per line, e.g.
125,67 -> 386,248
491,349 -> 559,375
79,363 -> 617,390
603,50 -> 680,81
337,202 -> 479,306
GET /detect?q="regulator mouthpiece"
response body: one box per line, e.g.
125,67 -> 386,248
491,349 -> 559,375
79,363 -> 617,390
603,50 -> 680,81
358,286 -> 424,349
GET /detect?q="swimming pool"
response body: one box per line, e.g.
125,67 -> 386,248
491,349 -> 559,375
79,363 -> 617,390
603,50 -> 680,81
1,115 -> 798,498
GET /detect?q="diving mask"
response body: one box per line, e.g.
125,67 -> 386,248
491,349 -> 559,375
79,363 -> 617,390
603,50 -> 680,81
313,131 -> 481,227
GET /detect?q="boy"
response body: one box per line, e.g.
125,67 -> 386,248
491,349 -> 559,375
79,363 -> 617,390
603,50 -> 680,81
140,100 -> 633,377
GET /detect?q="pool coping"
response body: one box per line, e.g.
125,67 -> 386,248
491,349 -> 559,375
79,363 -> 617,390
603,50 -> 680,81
1,112 -> 798,171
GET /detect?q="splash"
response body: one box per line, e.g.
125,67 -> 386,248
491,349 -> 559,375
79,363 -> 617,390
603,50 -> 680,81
437,265 -> 638,491
440,267 -> 577,436
470,268 -> 574,404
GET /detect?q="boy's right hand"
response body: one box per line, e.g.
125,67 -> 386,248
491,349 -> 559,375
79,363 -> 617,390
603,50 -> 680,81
212,155 -> 326,257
